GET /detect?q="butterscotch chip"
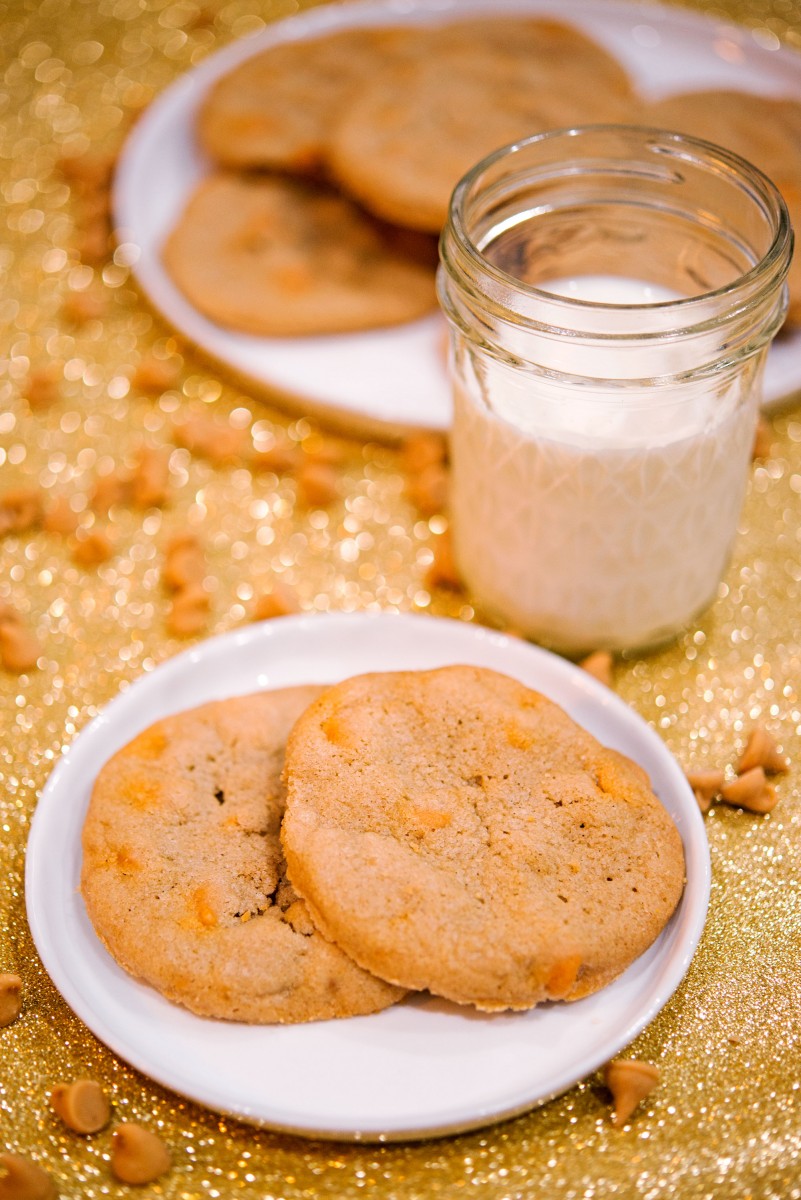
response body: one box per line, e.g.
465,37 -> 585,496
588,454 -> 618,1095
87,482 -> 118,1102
406,461 -> 449,516
295,460 -> 339,508
251,583 -> 300,621
401,432 -> 448,475
641,90 -> 801,325
424,530 -> 462,591
720,766 -> 778,814
57,152 -> 114,194
736,726 -> 789,775
50,1079 -> 110,1134
0,973 -> 22,1026
327,19 -> 635,231
0,1153 -> 57,1200
281,665 -> 685,1011
71,529 -> 114,566
90,472 -> 130,512
129,356 -> 181,393
578,651 -> 614,688
80,690 -> 404,1022
42,495 -> 80,535
62,288 -> 107,325
162,533 -> 205,591
197,25 -> 416,174
0,617 -> 41,674
22,365 -> 61,411
685,768 -> 725,815
604,1059 -> 660,1126
173,416 -> 247,464
0,489 -> 43,537
249,439 -> 301,475
752,416 -> 772,460
166,585 -> 209,637
130,446 -> 170,509
111,1124 -> 170,1186
162,172 -> 437,336
76,217 -> 111,265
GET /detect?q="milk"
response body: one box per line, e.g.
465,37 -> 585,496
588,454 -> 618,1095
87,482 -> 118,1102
449,275 -> 761,654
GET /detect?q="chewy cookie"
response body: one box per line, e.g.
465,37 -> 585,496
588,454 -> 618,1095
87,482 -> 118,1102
197,25 -> 416,174
326,18 -> 636,232
281,665 -> 685,1012
642,90 -> 801,325
161,172 -> 437,335
81,688 -> 405,1023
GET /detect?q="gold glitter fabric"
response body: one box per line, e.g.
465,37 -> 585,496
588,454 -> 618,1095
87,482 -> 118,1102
2,0 -> 801,1196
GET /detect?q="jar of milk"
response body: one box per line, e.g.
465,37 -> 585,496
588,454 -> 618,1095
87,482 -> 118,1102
438,126 -> 792,655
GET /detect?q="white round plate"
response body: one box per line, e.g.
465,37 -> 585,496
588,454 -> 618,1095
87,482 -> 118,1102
26,613 -> 709,1142
113,0 -> 801,435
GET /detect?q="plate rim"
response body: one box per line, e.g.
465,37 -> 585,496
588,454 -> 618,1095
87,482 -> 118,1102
25,612 -> 711,1141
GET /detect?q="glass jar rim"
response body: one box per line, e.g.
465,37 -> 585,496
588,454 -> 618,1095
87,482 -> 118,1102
445,123 -> 793,324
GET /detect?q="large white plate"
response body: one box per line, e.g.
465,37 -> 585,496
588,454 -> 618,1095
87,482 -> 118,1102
26,613 -> 709,1141
113,0 -> 801,435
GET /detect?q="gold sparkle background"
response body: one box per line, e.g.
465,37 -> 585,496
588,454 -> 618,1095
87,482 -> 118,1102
2,0 -> 801,1195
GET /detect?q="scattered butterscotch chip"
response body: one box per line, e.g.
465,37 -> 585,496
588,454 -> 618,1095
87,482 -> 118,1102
0,614 -> 41,674
129,356 -> 181,394
167,584 -> 210,637
604,1059 -> 660,1127
76,218 -> 111,266
406,461 -> 449,516
110,1124 -> 171,1186
71,529 -> 114,567
173,416 -> 247,464
50,1079 -> 110,1135
90,472 -> 130,513
737,726 -> 789,775
0,488 -> 43,537
685,768 -> 725,815
0,1152 -> 57,1200
302,434 -> 351,467
0,973 -> 22,1026
720,766 -> 778,814
401,431 -> 448,474
249,438 -> 301,474
42,495 -> 80,535
62,287 -> 107,325
57,151 -> 114,194
579,650 -> 614,688
162,533 -> 205,591
752,415 -> 772,460
130,446 -> 171,509
21,365 -> 61,411
424,530 -> 463,591
296,460 -> 339,507
252,582 -> 300,621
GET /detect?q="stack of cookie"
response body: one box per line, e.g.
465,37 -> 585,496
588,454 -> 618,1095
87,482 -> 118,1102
162,17 -> 637,336
161,15 -> 801,336
81,665 -> 685,1023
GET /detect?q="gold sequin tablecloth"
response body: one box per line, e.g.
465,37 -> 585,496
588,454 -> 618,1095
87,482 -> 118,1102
2,0 -> 801,1195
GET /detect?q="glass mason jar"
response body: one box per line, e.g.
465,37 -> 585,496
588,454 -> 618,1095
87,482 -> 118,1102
438,125 -> 792,656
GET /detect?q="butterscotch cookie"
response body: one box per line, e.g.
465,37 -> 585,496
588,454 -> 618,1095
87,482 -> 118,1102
281,666 -> 685,1012
197,25 -> 415,174
161,172 -> 437,335
326,19 -> 635,231
642,90 -> 801,324
81,688 -> 405,1023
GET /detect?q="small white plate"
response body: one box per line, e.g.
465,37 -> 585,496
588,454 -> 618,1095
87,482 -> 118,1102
26,613 -> 709,1141
113,0 -> 801,435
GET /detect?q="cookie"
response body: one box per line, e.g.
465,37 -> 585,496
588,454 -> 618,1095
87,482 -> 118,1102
326,19 -> 636,232
642,90 -> 801,324
81,688 -> 405,1023
161,172 -> 437,335
281,665 -> 685,1012
197,25 -> 416,174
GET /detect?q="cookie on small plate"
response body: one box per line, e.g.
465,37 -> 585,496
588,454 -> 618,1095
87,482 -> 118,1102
161,172 -> 437,335
281,665 -> 685,1012
326,19 -> 636,232
81,687 -> 405,1023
